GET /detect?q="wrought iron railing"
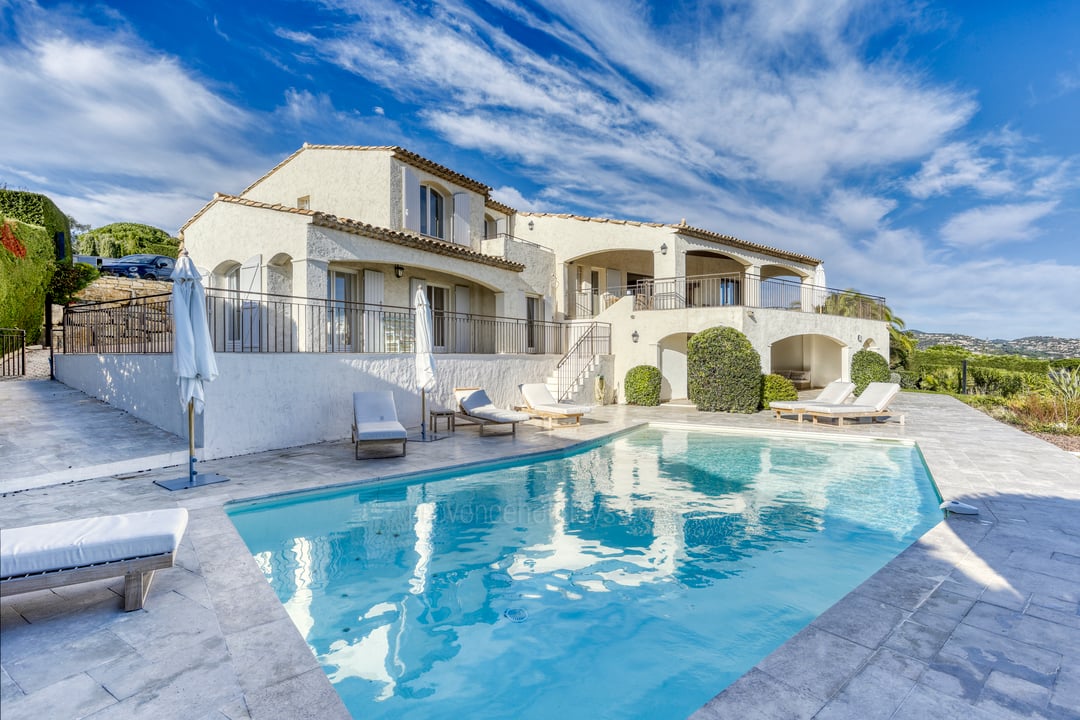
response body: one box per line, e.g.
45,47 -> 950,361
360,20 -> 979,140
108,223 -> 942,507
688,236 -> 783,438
1,328 -> 26,377
571,273 -> 886,320
60,290 -> 565,356
554,322 -> 611,400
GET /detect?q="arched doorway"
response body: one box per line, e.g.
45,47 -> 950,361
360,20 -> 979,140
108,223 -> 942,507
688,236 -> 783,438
770,334 -> 845,388
658,333 -> 693,401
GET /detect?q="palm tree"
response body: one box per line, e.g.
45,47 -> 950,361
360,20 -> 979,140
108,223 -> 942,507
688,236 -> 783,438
821,289 -> 915,368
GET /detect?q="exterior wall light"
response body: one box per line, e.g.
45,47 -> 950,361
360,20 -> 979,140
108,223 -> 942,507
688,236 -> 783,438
395,265 -> 405,278
632,330 -> 639,343
528,220 -> 534,231
660,243 -> 668,255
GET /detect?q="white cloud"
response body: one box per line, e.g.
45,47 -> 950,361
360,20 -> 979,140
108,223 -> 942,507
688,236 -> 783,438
827,190 -> 897,231
906,141 -> 1016,199
0,7 -> 270,229
940,201 -> 1057,248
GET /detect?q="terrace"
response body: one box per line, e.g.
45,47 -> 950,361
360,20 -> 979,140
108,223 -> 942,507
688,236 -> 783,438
1,381 -> 1077,719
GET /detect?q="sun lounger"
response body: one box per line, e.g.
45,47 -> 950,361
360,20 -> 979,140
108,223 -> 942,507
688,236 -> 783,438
453,387 -> 531,436
0,508 -> 189,611
352,391 -> 407,458
770,380 -> 856,422
517,383 -> 593,428
803,382 -> 903,427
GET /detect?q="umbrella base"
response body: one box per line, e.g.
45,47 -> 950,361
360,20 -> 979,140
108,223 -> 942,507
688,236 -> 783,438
154,473 -> 230,491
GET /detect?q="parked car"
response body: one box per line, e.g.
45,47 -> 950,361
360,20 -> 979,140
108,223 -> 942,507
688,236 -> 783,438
99,254 -> 176,280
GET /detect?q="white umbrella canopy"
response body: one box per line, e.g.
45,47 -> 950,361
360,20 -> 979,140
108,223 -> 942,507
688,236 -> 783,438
156,248 -> 227,490
172,250 -> 218,413
414,287 -> 436,438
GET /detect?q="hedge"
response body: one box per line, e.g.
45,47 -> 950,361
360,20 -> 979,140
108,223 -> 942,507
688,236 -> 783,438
688,326 -> 762,413
851,349 -> 890,394
0,190 -> 70,254
624,365 -> 662,406
0,219 -> 54,343
76,223 -> 179,258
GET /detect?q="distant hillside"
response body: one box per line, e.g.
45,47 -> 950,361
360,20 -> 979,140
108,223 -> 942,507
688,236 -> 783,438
910,330 -> 1080,359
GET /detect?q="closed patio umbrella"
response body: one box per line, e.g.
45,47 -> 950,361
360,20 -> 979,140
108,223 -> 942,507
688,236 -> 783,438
414,287 -> 436,440
156,248 -> 229,490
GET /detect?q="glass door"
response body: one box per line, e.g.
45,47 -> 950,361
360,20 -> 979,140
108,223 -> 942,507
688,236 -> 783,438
328,270 -> 357,351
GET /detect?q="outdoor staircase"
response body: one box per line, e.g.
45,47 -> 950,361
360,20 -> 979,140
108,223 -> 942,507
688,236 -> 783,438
550,322 -> 609,403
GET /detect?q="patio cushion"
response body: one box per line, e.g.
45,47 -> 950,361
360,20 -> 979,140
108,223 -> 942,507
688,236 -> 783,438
1,508 -> 189,578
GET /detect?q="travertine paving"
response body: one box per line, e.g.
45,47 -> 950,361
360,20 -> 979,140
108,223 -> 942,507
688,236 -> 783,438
1,384 -> 1078,719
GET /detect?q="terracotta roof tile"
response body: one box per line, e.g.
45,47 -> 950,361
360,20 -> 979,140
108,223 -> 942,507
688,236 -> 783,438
184,194 -> 523,272
519,212 -> 821,265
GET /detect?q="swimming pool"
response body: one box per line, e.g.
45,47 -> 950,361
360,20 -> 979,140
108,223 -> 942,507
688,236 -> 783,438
227,426 -> 942,719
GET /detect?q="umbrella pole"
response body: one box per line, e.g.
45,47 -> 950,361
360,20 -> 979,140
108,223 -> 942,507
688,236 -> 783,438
421,389 -> 427,440
187,399 -> 196,486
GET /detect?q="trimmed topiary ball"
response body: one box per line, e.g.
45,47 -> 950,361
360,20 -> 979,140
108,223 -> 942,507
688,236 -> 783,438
624,365 -> 662,406
688,326 -> 762,413
851,349 -> 890,394
763,373 -> 799,407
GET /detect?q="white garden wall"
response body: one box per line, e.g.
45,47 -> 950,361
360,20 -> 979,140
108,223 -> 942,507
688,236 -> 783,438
55,352 -> 559,461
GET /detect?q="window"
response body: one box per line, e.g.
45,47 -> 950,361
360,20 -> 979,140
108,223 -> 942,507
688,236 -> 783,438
526,295 -> 543,352
484,215 -> 498,239
296,195 -> 310,210
419,186 -> 444,238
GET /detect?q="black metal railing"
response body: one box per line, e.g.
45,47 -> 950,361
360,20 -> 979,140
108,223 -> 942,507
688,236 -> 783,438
571,273 -> 886,320
61,289 -> 566,356
1,328 -> 26,377
555,322 -> 611,400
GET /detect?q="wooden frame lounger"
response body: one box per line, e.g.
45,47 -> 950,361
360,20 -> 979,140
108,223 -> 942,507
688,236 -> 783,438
770,380 -> 855,422
517,383 -> 593,428
802,382 -> 904,428
453,387 -> 531,436
0,508 -> 189,611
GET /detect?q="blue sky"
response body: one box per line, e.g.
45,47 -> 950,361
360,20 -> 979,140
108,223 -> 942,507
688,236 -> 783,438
1,0 -> 1077,340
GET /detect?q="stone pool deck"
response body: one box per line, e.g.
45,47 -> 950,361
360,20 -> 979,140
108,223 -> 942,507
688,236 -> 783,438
1,388 -> 1077,719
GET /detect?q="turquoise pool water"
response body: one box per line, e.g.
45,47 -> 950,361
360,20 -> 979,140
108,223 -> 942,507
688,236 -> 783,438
227,427 -> 942,719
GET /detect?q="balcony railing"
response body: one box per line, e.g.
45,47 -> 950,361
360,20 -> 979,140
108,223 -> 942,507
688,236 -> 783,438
570,273 -> 886,320
61,289 -> 565,356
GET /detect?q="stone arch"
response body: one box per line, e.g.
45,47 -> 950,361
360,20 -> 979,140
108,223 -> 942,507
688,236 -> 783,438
769,333 -> 847,388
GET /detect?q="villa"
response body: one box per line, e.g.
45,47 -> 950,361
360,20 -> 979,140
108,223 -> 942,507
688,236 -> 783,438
55,143 -> 887,459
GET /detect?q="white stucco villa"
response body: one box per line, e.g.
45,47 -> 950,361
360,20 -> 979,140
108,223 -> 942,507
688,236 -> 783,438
56,143 -> 888,459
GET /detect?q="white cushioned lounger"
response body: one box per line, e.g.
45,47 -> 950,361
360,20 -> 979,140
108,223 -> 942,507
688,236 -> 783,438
454,387 -> 531,436
804,382 -> 904,427
0,508 -> 189,611
770,380 -> 855,422
518,383 -> 593,428
352,391 -> 408,458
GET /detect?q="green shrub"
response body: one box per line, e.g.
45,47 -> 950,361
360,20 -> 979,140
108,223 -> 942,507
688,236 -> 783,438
624,365 -> 662,406
762,373 -> 798,406
918,366 -> 960,393
48,262 -> 99,305
0,219 -> 54,343
850,349 -> 890,394
76,223 -> 179,258
687,326 -> 762,413
897,370 -> 919,389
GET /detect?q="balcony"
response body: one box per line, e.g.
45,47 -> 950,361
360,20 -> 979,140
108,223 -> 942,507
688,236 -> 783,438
570,273 -> 886,321
60,289 -> 571,356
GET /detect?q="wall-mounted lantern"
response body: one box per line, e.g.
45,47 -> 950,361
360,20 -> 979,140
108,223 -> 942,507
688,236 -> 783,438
632,330 -> 640,343
395,265 -> 405,278
660,242 -> 668,255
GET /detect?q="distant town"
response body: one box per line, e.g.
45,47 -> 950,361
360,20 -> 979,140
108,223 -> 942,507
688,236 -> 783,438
911,330 -> 1080,359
